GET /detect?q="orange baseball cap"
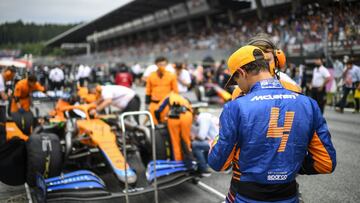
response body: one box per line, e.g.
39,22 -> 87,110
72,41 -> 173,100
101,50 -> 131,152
225,45 -> 265,88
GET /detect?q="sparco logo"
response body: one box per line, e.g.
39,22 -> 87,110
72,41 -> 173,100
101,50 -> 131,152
267,174 -> 288,181
251,94 -> 298,101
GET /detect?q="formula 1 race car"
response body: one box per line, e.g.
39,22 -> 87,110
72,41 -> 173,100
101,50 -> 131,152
22,93 -> 199,202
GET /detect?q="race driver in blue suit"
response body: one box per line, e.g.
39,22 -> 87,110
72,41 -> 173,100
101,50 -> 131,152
208,45 -> 336,203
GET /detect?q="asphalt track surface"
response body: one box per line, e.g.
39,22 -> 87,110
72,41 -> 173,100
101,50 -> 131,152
1,86 -> 359,203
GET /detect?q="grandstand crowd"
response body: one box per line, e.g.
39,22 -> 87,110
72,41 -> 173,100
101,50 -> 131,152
103,1 -> 360,58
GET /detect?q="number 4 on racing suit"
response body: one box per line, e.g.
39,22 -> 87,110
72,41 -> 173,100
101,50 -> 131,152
208,79 -> 336,203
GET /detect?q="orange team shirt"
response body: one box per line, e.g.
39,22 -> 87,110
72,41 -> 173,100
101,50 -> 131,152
11,79 -> 45,112
146,71 -> 178,102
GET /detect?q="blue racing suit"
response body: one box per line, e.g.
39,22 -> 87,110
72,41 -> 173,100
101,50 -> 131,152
208,79 -> 336,203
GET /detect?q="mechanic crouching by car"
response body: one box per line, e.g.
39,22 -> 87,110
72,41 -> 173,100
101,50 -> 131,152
0,67 -> 16,145
89,85 -> 141,123
191,108 -> 218,177
208,45 -> 336,203
10,74 -> 45,114
153,92 -> 192,161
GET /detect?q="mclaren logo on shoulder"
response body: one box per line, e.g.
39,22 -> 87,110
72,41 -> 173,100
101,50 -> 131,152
251,94 -> 298,101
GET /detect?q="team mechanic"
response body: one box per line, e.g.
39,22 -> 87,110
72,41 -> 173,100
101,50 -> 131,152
10,74 -> 45,114
89,85 -> 141,123
208,45 -> 336,203
153,92 -> 193,161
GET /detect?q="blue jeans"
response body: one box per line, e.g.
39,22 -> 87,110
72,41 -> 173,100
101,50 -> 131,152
192,140 -> 210,171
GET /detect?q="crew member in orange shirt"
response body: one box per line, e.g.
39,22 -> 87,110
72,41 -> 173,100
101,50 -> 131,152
145,57 -> 178,123
11,75 -> 45,114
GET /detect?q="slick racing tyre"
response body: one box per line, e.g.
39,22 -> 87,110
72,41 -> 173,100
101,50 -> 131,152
153,124 -> 172,160
26,133 -> 63,187
0,137 -> 27,186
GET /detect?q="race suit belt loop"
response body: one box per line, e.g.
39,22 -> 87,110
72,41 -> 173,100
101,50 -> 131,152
230,179 -> 297,201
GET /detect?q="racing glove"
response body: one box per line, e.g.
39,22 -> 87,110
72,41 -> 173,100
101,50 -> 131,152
298,153 -> 318,175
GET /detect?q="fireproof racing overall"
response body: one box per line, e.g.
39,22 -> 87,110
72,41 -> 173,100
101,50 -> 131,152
208,79 -> 336,203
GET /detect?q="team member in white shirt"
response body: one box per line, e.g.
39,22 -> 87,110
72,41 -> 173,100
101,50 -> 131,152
175,63 -> 192,94
90,85 -> 141,123
191,109 -> 219,176
141,63 -> 175,82
311,58 -> 331,114
49,66 -> 65,90
131,63 -> 143,86
76,64 -> 92,87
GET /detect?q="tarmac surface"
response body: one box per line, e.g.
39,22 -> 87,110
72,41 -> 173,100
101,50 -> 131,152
1,87 -> 359,203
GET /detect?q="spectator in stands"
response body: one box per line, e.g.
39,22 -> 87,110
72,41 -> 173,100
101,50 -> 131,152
311,57 -> 331,114
49,66 -> 65,91
98,1 -> 360,60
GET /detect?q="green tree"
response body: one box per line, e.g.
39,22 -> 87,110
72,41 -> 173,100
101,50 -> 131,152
0,21 -> 78,56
